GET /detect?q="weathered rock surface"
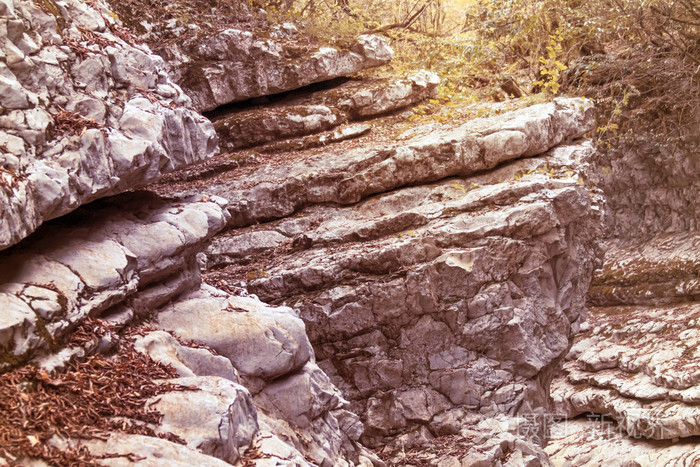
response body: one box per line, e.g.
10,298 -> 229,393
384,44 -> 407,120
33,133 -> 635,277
132,331 -> 238,381
0,0 -> 217,251
588,231 -> 700,307
550,231 -> 700,444
587,140 -> 700,239
0,192 -> 228,369
161,30 -> 394,112
545,419 -> 700,466
215,104 -> 346,150
152,284 -> 373,466
80,433 -> 234,467
189,99 -> 601,451
146,376 -> 258,464
212,71 -> 440,151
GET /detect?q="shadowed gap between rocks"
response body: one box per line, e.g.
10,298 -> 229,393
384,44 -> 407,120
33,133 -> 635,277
203,76 -> 353,122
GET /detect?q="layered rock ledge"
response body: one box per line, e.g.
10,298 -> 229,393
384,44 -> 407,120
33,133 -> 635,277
551,232 -> 700,440
160,27 -> 394,112
0,192 -> 228,369
212,70 -> 440,151
0,0 -> 217,251
160,97 -> 595,229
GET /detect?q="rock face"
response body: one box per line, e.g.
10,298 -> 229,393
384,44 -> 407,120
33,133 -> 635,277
0,0 -> 217,251
546,419 -> 700,465
550,232 -> 700,441
162,29 -> 394,112
184,99 -> 602,452
0,1 -> 381,464
145,285 -> 374,467
0,192 -> 228,369
587,140 -> 700,239
0,0 -> 622,463
169,98 -> 595,229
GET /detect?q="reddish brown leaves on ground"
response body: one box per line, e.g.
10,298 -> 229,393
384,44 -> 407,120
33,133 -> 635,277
0,319 -> 184,466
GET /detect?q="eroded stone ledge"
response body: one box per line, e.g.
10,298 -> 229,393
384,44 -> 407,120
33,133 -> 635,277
0,192 -> 229,369
0,0 -> 218,251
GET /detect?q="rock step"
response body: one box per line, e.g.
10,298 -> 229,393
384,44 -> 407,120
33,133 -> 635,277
551,232 -> 700,441
553,302 -> 700,440
545,419 -> 700,465
163,27 -> 394,112
139,284 -> 373,466
589,231 -> 700,306
163,98 -> 595,230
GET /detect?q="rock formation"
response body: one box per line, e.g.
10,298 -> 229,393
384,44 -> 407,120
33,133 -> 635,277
212,70 -> 440,151
545,231 -> 700,463
0,0 -> 379,464
7,0 -> 697,464
0,0 -> 217,251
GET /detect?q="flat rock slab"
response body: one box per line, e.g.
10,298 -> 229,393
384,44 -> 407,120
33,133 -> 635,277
80,432 -> 234,467
588,231 -> 700,306
0,192 -> 228,368
0,0 -> 217,251
213,71 -> 440,151
546,419 -> 700,465
165,98 -> 595,230
552,231 -> 700,441
552,301 -> 700,440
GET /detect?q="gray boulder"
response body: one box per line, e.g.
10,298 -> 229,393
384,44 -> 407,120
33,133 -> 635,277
147,376 -> 258,464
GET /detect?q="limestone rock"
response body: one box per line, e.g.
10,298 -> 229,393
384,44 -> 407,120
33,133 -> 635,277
202,132 -> 602,445
254,361 -> 371,465
546,419 -> 700,466
152,284 -> 375,465
586,139 -> 700,239
214,104 -> 346,150
551,300 -> 700,440
79,433 -> 233,467
133,331 -> 238,381
551,231 -> 700,441
260,123 -> 373,154
243,426 -> 313,466
155,285 -> 313,382
0,0 -> 217,251
588,231 -> 700,307
379,415 -> 552,466
147,376 -> 258,464
164,98 -> 594,232
0,193 -> 228,368
338,70 -> 440,118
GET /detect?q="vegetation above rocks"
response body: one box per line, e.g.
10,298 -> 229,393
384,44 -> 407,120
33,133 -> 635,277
258,0 -> 698,148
